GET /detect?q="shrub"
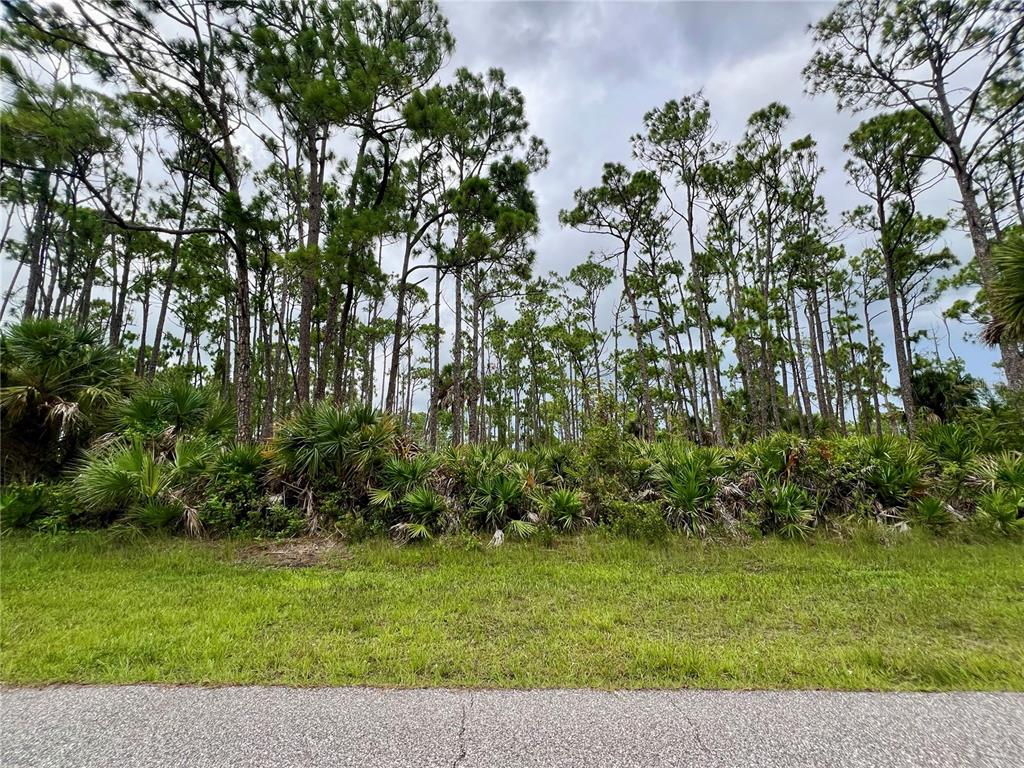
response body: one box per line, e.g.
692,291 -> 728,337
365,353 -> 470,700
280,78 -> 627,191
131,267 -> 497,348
648,443 -> 727,534
333,510 -> 384,543
911,360 -> 980,422
468,472 -> 536,536
970,451 -> 1024,494
741,433 -> 803,481
538,487 -> 589,531
272,402 -> 399,482
368,455 -> 438,523
76,437 -> 215,534
754,482 -> 815,539
574,413 -> 645,496
364,454 -> 448,540
856,435 -> 927,508
523,443 -> 575,487
0,484 -> 47,529
198,443 -> 274,534
271,402 -> 403,521
975,489 -> 1024,537
919,423 -> 978,466
391,486 -> 449,543
909,496 -> 955,533
0,482 -> 77,531
608,501 -> 670,543
440,443 -> 516,499
260,502 -> 306,537
114,376 -> 235,447
1,319 -> 129,482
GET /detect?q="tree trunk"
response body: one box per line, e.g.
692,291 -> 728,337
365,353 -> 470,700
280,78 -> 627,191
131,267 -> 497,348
428,266 -> 442,449
467,286 -> 481,444
296,131 -> 326,404
878,195 -> 916,437
622,257 -> 655,440
135,282 -> 152,376
936,91 -> 1024,388
451,266 -> 464,446
790,288 -> 815,430
147,179 -> 193,379
385,242 -> 416,412
22,176 -> 53,319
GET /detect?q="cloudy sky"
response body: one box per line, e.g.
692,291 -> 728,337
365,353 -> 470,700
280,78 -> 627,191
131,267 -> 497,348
436,0 -> 999,382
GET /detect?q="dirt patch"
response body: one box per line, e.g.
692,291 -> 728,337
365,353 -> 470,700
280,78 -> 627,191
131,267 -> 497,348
235,537 -> 348,568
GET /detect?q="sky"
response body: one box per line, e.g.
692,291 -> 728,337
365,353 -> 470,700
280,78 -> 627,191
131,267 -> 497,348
434,0 -> 1001,384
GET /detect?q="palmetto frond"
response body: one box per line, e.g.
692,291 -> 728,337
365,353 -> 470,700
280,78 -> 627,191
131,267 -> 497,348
1,319 -> 129,480
986,233 -> 1024,346
539,487 -> 589,531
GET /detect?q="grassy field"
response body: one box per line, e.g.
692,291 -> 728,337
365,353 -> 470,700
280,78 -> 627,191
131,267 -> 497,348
2,532 -> 1023,691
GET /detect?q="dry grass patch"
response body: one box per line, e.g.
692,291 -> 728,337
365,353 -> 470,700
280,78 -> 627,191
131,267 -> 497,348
234,537 -> 347,568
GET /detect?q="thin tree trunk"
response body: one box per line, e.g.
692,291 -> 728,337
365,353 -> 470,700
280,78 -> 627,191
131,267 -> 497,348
877,192 -> 916,437
22,176 -> 53,319
428,266 -> 442,449
451,266 -> 464,445
622,267 -> 655,439
147,179 -> 193,378
296,131 -> 326,405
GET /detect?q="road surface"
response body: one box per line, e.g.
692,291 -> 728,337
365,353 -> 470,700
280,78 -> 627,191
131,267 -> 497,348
2,686 -> 1022,767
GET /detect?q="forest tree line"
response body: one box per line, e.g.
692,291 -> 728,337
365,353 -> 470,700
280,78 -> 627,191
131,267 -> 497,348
1,0 -> 1022,450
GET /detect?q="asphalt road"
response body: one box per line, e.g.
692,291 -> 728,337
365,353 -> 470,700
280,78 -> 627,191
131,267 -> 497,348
2,686 -> 1022,767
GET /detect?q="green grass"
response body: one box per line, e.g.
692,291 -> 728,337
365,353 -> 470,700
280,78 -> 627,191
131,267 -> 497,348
2,531 -> 1023,690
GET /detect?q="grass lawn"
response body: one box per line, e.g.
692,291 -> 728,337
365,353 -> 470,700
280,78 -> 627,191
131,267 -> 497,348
2,532 -> 1023,691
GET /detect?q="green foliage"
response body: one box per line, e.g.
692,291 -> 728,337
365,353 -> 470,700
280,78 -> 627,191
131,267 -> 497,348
401,486 -> 448,526
115,376 -> 235,446
975,490 -> 1024,537
754,482 -> 815,539
538,487 -> 589,531
988,231 -> 1024,344
0,484 -> 47,529
331,506 -> 385,544
198,443 -> 285,535
367,455 -> 448,541
6,0 -> 1021,560
443,443 -> 515,490
272,402 -> 394,483
271,403 -> 404,521
971,451 -> 1024,494
468,472 -> 533,533
76,437 -> 215,534
965,392 -> 1024,453
1,319 -> 128,482
919,423 -> 978,466
741,432 -> 803,482
911,361 -> 980,423
607,501 -> 670,543
0,482 -> 77,532
573,412 -> 644,520
368,454 -> 438,515
2,335 -> 1021,544
910,497 -> 954,534
504,517 -> 538,540
650,443 -> 727,533
855,435 -> 926,508
522,443 -> 575,487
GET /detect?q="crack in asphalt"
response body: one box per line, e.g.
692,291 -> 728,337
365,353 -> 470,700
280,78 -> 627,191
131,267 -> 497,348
688,717 -> 711,758
670,698 -> 711,757
451,693 -> 472,768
